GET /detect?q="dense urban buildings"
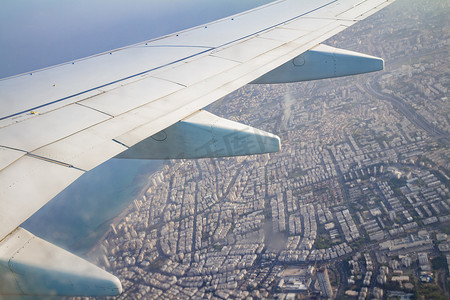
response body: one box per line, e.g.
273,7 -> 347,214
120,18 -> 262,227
78,0 -> 449,299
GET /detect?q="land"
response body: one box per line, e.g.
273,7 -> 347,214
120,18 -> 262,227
78,0 -> 449,299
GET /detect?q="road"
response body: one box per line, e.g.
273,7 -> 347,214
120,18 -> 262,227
364,79 -> 450,147
335,261 -> 348,298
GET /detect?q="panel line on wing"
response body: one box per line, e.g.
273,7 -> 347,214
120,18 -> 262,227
112,139 -> 130,149
0,156 -> 85,240
210,0 -> 338,50
0,145 -> 28,153
337,0 -> 390,19
0,1 -> 338,122
297,16 -> 356,22
25,153 -> 86,172
140,45 -> 213,49
75,103 -> 115,118
0,147 -> 27,172
0,48 -> 214,121
0,104 -> 112,152
147,77 -> 188,88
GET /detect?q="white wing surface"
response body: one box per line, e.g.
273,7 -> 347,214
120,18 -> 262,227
0,0 -> 395,296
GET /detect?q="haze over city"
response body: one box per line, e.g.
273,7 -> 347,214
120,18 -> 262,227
78,0 -> 449,299
1,0 -> 448,299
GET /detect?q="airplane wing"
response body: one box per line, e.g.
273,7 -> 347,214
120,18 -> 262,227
0,0 -> 395,296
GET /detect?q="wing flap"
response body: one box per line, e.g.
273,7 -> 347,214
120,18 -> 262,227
32,130 -> 128,172
0,156 -> 83,240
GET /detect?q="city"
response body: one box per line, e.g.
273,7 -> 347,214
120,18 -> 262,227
78,0 -> 449,299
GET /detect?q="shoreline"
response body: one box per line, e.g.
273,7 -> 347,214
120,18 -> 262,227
86,164 -> 164,258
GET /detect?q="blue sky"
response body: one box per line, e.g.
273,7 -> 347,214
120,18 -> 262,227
0,0 -> 273,78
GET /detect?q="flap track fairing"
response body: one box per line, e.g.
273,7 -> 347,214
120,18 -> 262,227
116,110 -> 281,160
251,44 -> 384,84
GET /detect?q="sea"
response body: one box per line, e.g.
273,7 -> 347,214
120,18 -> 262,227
22,159 -> 163,254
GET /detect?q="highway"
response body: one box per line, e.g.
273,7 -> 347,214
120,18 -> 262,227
364,79 -> 450,147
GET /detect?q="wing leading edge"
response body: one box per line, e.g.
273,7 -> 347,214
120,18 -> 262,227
0,0 -> 396,296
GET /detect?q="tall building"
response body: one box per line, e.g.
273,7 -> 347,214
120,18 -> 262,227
317,267 -> 333,299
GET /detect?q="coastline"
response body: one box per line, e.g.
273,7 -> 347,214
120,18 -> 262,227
86,164 -> 164,258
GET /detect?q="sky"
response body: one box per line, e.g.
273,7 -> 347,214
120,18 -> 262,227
0,0 -> 274,78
